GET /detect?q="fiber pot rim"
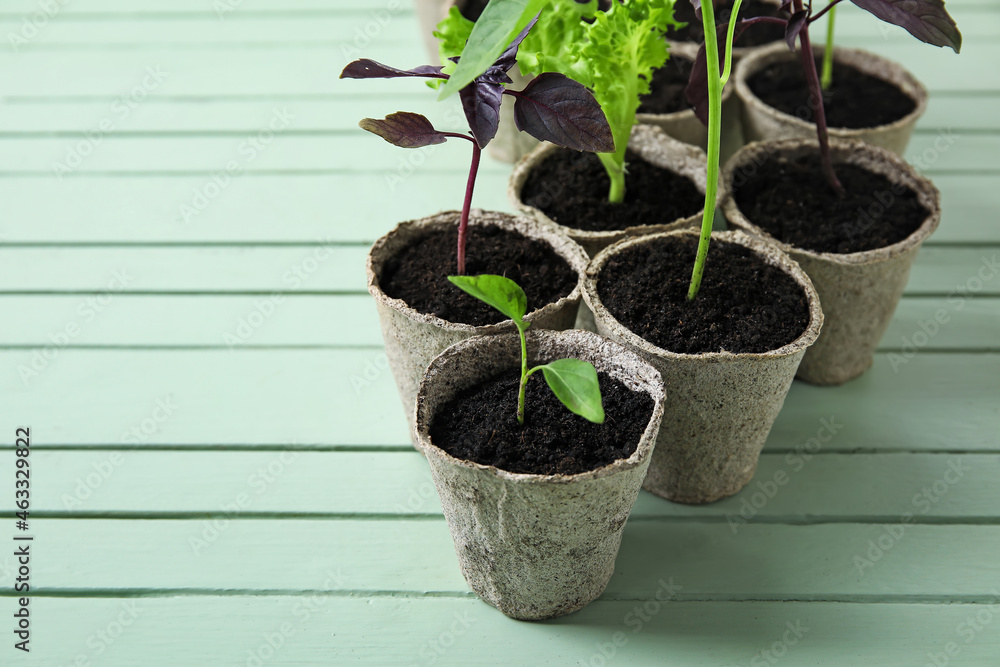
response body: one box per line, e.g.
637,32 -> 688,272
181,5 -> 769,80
366,209 -> 590,334
734,43 -> 929,139
720,137 -> 943,265
634,42 -> 734,125
584,228 -> 824,362
508,124 -> 708,247
413,328 -> 666,485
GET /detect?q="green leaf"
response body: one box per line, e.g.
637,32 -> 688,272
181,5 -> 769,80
538,358 -> 605,424
447,274 -> 527,324
512,0 -> 678,201
437,0 -> 548,100
434,5 -> 475,66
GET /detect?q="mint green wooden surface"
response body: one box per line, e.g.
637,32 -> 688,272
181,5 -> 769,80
2,1 -> 998,665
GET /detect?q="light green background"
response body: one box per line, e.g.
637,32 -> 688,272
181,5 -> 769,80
1,0 -> 998,664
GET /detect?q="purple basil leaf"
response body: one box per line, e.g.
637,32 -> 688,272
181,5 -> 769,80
685,21 -> 750,126
850,0 -> 961,52
785,10 -> 808,50
358,112 -> 449,148
493,14 -> 541,75
460,81 -> 504,148
512,72 -> 615,153
477,64 -> 514,87
340,59 -> 446,80
690,0 -> 702,21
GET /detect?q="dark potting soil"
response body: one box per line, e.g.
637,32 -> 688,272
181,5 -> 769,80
519,149 -> 704,232
747,58 -> 917,129
458,0 -> 489,21
598,235 -> 810,354
667,0 -> 787,47
638,56 -> 695,115
379,224 -> 576,326
731,152 -> 928,254
429,369 -> 654,475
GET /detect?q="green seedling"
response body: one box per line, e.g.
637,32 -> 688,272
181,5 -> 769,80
447,274 -> 604,425
684,0 -> 746,300
821,4 -> 837,90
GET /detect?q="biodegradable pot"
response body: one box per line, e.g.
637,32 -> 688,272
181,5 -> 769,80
735,44 -> 928,156
367,210 -> 589,440
636,43 -> 745,164
721,138 -> 941,385
583,229 -> 824,504
510,124 -> 708,258
414,329 -> 665,620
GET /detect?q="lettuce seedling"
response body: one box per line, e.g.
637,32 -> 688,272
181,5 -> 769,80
448,274 -> 605,425
437,0 -> 679,204
686,0 -> 961,195
340,18 -> 614,274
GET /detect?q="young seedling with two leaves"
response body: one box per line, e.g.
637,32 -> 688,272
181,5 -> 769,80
340,17 -> 614,275
436,0 -> 679,204
685,0 -> 961,196
448,274 -> 605,426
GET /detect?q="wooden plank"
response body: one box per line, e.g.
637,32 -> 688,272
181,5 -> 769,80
7,598 -> 1000,667
0,173 -> 512,244
1,130 -> 989,174
0,518 -> 997,599
0,42 -> 989,98
0,135 -> 510,173
0,99 -> 455,133
1,0 -> 400,15
10,450 -> 997,521
0,6 -> 993,48
2,294 -> 999,351
0,246 -> 995,294
908,246 -> 1000,294
0,93 -> 995,133
0,173 -> 992,244
0,245 -> 372,293
1,351 -> 996,451
0,13 -> 418,47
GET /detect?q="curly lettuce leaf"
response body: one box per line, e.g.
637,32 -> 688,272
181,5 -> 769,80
517,0 -> 678,202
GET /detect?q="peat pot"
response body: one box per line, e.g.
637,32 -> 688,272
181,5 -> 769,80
583,229 -> 824,503
414,329 -> 665,620
367,210 -> 588,441
735,44 -> 928,155
722,138 -> 941,385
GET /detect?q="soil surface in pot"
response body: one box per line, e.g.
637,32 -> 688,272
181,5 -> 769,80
520,149 -> 703,232
731,152 -> 928,254
599,235 -> 809,354
380,223 -> 576,326
429,370 -> 654,475
667,0 -> 787,46
747,58 -> 917,129
458,0 -> 489,21
638,56 -> 694,115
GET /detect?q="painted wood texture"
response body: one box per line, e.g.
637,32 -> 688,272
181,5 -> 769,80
2,1 -> 998,665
